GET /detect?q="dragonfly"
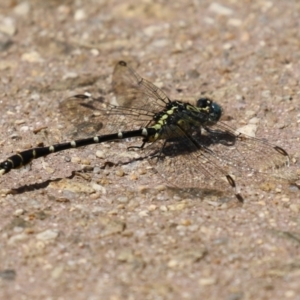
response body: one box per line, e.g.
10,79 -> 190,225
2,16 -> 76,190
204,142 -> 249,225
0,61 -> 291,202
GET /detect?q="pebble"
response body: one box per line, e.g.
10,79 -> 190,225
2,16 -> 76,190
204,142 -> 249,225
74,9 -> 86,21
81,158 -> 91,165
168,203 -> 186,211
290,204 -> 299,213
91,182 -> 106,194
8,233 -> 28,245
71,156 -> 81,164
155,184 -> 166,191
19,125 -> 29,132
51,266 -> 64,279
62,72 -> 78,80
130,172 -> 138,180
90,48 -> 99,56
227,18 -> 242,27
101,221 -> 126,236
95,150 -> 105,158
159,205 -> 168,212
21,51 -> 44,63
0,17 -> 17,36
151,38 -> 169,48
198,277 -> 217,286
36,229 -> 59,241
30,92 -> 41,101
117,196 -> 129,203
188,225 -> 199,232
115,168 -> 125,177
148,205 -> 157,211
167,259 -> 178,268
13,2 -> 30,16
13,209 -> 25,216
208,3 -> 233,16
117,249 -> 134,262
223,43 -> 233,50
143,25 -> 161,37
138,210 -> 149,217
261,90 -> 271,98
15,119 -> 26,125
285,290 -> 295,298
236,123 -> 258,137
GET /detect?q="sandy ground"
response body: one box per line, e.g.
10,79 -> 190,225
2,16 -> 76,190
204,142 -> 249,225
0,0 -> 300,299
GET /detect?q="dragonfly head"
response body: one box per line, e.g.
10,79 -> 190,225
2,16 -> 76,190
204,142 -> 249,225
196,97 -> 222,125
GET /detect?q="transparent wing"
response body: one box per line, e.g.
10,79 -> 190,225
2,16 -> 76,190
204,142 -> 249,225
58,94 -> 104,138
141,120 -> 292,199
142,124 -> 238,198
204,121 -> 290,178
59,61 -> 171,135
112,61 -> 171,111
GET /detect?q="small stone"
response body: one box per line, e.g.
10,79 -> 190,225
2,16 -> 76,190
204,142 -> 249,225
168,203 -> 186,211
155,184 -> 166,191
208,3 -> 233,16
227,18 -> 242,27
143,25 -> 162,37
0,17 -> 17,36
223,43 -> 233,50
71,156 -> 81,164
90,48 -> 99,56
261,90 -> 271,98
21,51 -> 44,63
151,38 -> 169,48
290,204 -> 299,213
115,168 -> 124,177
159,205 -> 168,212
117,249 -> 134,262
117,196 -> 129,203
180,219 -> 191,226
236,124 -> 258,137
36,229 -> 59,241
14,119 -> 26,125
199,277 -> 217,286
57,5 -> 71,16
62,72 -> 78,80
101,221 -> 126,237
285,290 -> 295,298
138,168 -> 147,175
74,9 -> 86,21
81,158 -> 91,165
51,266 -> 64,279
95,150 -> 105,158
130,172 -> 138,180
148,205 -> 157,211
188,225 -> 199,232
138,210 -> 149,217
167,259 -> 179,268
8,233 -> 27,244
91,182 -> 106,194
30,92 -> 41,101
13,2 -> 30,16
14,209 -> 25,216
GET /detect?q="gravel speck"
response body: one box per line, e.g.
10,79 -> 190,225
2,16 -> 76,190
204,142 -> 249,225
36,229 -> 59,241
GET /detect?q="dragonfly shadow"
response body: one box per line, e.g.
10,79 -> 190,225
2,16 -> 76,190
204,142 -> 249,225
156,128 -> 237,158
